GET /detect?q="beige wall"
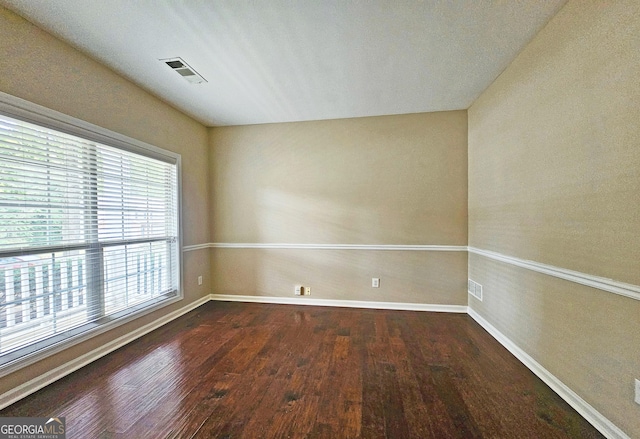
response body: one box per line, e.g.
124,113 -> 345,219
210,112 -> 468,304
468,0 -> 640,435
3,1 -> 636,435
0,7 -> 211,396
212,248 -> 467,305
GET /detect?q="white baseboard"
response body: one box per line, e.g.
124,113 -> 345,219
0,294 -> 462,409
0,292 -> 627,439
209,293 -> 468,313
467,308 -> 629,439
0,295 -> 210,410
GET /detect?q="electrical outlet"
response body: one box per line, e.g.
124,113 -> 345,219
372,278 -> 380,288
304,286 -> 311,296
197,275 -> 203,286
295,285 -> 303,296
635,379 -> 640,405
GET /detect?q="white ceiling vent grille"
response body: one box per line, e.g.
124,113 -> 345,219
468,279 -> 483,301
160,57 -> 207,84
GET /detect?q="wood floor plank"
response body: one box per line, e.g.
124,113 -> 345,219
245,314 -> 334,439
385,326 -> 437,438
392,312 -> 467,438
0,302 -> 606,439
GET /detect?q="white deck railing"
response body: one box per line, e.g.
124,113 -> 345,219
0,245 -> 168,355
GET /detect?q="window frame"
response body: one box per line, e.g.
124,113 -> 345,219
0,91 -> 183,377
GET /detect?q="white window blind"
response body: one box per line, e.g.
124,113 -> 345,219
0,111 -> 180,368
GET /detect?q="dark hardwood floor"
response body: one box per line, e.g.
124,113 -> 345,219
1,301 -> 604,438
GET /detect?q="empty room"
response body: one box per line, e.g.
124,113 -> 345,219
0,0 -> 638,438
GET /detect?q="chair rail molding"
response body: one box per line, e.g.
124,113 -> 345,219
468,247 -> 640,301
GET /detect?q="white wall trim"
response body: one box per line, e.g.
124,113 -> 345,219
0,293 -> 464,407
204,243 -> 640,301
468,308 -> 629,439
182,243 -> 211,252
0,292 -> 627,438
210,243 -> 467,251
0,295 -> 210,410
209,294 -> 468,313
468,247 -> 640,302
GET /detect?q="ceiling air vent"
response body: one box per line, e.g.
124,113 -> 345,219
160,57 -> 207,84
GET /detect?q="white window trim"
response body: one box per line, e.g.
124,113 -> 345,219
0,91 -> 183,378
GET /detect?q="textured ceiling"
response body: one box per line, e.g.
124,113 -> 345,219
1,0 -> 566,126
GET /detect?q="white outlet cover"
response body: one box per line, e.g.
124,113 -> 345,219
635,379 -> 640,405
372,278 -> 380,288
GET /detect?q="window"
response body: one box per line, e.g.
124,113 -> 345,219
0,97 -> 181,373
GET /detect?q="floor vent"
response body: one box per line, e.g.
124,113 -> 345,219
160,57 -> 207,84
468,279 -> 483,301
